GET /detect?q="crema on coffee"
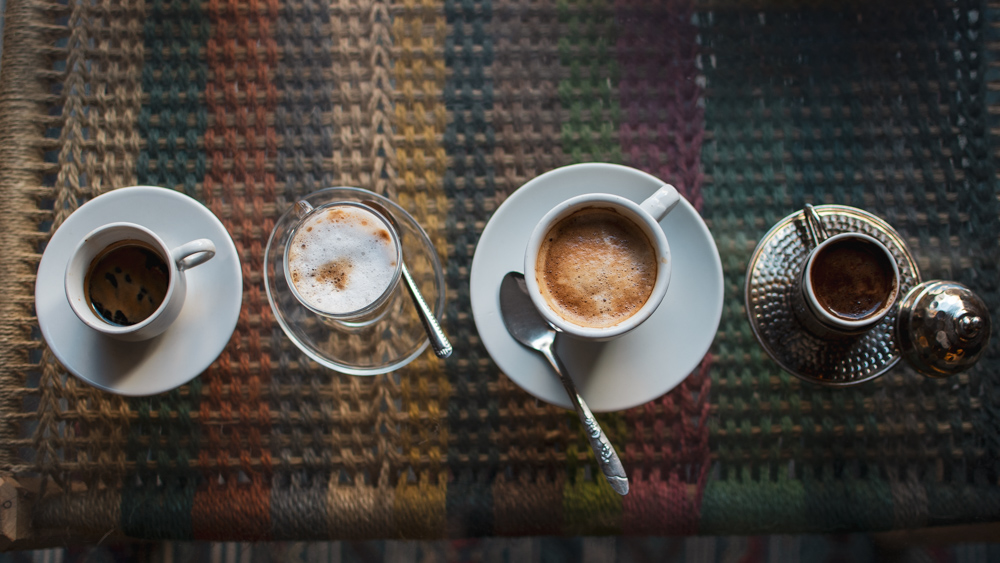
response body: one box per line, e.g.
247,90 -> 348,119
85,240 -> 169,326
535,207 -> 657,328
810,237 -> 896,320
287,205 -> 398,315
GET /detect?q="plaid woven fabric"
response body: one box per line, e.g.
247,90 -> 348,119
0,0 -> 998,543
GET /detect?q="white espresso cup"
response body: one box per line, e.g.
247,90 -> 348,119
65,222 -> 216,341
524,185 -> 681,341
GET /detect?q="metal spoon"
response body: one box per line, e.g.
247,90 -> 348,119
363,200 -> 452,358
499,272 -> 628,495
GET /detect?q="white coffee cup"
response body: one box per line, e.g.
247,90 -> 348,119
65,222 -> 216,341
523,185 -> 681,341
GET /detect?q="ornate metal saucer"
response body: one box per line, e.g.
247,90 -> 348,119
745,205 -> 921,386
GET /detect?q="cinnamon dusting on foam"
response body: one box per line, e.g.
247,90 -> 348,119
316,259 -> 353,291
536,207 -> 656,328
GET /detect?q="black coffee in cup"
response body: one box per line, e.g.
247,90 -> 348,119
84,240 -> 169,326
809,237 -> 896,320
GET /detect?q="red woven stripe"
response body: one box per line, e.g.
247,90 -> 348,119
616,0 -> 704,208
614,0 -> 711,534
193,0 -> 278,540
622,357 -> 712,534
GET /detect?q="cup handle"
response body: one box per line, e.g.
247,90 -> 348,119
294,200 -> 314,219
172,239 -> 216,271
640,184 -> 681,222
802,204 -> 830,247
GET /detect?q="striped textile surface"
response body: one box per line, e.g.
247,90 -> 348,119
0,0 -> 998,543
5,535 -> 1000,563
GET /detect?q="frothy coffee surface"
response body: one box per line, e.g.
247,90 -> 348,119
810,237 -> 896,320
288,205 -> 398,314
536,207 -> 657,329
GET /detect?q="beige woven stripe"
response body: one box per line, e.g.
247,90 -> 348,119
326,0 -> 406,537
50,0 -> 145,224
0,0 -> 50,473
30,0 -> 144,495
65,0 -> 144,492
327,480 -> 396,539
92,0 -> 145,192
329,0 -> 396,193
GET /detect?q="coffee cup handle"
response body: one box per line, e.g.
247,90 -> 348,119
802,204 -> 831,247
172,238 -> 216,271
640,184 -> 681,222
294,200 -> 315,219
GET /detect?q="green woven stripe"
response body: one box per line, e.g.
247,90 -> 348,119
699,4 -> 799,513
699,0 -> 1000,533
700,468 -> 807,534
121,389 -> 200,539
273,0 -> 334,200
557,0 -> 621,164
442,0 -> 498,538
122,0 -> 210,539
556,0 -> 628,516
135,0 -> 210,196
268,0 -> 336,537
967,1 -> 1000,493
703,471 -> 895,534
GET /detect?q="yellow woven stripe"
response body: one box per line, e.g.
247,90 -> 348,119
390,0 -> 450,538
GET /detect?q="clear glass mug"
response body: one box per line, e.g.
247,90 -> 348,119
284,200 -> 403,327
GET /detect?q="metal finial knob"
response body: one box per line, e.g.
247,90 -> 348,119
956,314 -> 982,340
896,280 -> 992,378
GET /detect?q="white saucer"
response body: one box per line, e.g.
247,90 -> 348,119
35,186 -> 242,396
470,163 -> 724,412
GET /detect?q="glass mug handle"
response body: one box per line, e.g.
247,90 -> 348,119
172,239 -> 216,271
295,200 -> 315,218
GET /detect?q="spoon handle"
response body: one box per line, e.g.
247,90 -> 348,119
400,261 -> 453,358
540,345 -> 629,495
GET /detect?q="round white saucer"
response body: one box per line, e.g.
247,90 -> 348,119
35,186 -> 242,396
470,163 -> 724,412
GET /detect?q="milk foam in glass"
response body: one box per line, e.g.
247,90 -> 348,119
284,201 -> 402,323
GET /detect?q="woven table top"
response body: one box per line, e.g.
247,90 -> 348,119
1,0 -> 999,545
